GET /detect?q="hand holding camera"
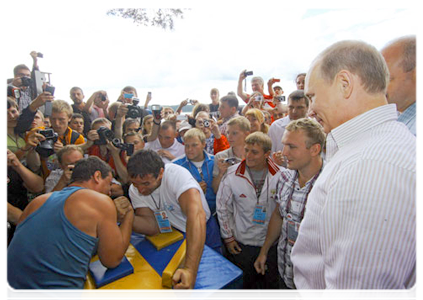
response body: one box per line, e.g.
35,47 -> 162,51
151,104 -> 162,123
35,128 -> 59,157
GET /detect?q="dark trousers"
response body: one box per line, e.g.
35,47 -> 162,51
225,242 -> 279,289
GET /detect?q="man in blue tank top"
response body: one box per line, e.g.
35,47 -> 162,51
8,156 -> 134,289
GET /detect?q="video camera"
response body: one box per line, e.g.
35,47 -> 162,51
126,98 -> 143,119
95,126 -> 134,156
35,128 -> 59,158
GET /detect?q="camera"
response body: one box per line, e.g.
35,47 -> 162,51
100,93 -> 107,102
112,139 -> 134,156
276,95 -> 286,102
35,128 -> 58,157
20,76 -> 33,87
37,52 -> 44,58
126,98 -> 143,119
44,85 -> 55,96
151,104 -> 162,121
255,95 -> 263,102
244,71 -> 253,77
188,99 -> 196,105
203,120 -> 210,128
95,126 -> 115,145
224,157 -> 239,165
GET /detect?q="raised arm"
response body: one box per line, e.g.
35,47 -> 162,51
237,69 -> 249,103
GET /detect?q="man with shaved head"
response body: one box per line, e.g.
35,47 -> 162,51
291,40 -> 416,289
381,36 -> 416,135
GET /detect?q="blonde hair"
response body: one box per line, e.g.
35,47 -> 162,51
183,128 -> 206,144
245,131 -> 272,153
244,108 -> 269,134
285,118 -> 326,153
91,117 -> 112,128
227,116 -> 251,132
52,100 -> 73,117
57,145 -> 84,165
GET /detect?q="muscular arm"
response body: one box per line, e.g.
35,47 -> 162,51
132,207 -> 160,236
96,195 -> 134,268
173,188 -> 206,289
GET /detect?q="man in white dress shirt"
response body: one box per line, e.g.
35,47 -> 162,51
291,40 -> 416,289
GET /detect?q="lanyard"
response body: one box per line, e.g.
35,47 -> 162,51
150,190 -> 161,211
246,166 -> 269,204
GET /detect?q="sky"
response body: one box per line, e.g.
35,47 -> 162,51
2,1 -> 419,109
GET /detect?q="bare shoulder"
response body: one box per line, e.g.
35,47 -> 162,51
18,193 -> 53,224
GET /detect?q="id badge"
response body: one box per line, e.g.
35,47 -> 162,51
154,211 -> 172,233
252,205 -> 267,225
287,219 -> 300,246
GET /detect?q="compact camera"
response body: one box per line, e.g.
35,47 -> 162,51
255,95 -> 263,102
203,120 -> 210,128
35,128 -> 59,157
188,99 -> 196,105
224,157 -> 238,165
276,96 -> 286,102
151,104 -> 162,121
244,71 -> 253,77
126,98 -> 143,119
44,85 -> 55,96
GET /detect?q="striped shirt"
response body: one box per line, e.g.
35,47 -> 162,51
291,104 -> 416,289
397,102 -> 416,136
275,165 -> 323,289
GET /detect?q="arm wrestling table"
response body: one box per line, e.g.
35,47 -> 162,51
84,232 -> 242,289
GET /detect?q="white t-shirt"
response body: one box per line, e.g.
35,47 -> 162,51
268,115 -> 291,153
129,164 -> 211,232
144,139 -> 185,164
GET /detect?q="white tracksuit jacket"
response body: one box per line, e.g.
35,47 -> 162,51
216,159 -> 280,247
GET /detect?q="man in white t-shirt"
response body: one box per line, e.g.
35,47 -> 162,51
127,150 -> 221,289
144,120 -> 184,164
268,90 -> 309,155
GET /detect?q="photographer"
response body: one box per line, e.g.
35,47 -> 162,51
83,118 -> 129,186
194,111 -> 229,155
7,149 -> 44,244
7,99 -> 45,167
44,145 -> 84,193
83,90 -> 109,122
236,69 -> 276,108
39,100 -> 85,179
175,98 -> 199,115
7,51 -> 41,112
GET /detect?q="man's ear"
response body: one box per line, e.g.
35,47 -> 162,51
157,168 -> 165,180
309,143 -> 322,157
92,170 -> 102,184
336,70 -> 354,99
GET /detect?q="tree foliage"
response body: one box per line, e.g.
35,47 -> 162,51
107,9 -> 186,30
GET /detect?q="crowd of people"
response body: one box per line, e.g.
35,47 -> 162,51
6,36 -> 416,290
